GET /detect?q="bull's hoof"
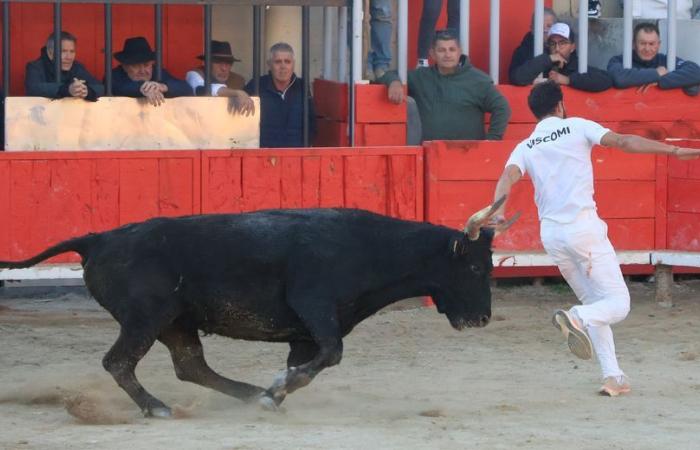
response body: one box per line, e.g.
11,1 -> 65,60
258,395 -> 280,412
144,406 -> 173,418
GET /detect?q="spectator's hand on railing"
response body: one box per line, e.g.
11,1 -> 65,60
227,91 -> 255,117
637,82 -> 658,94
140,81 -> 166,106
69,78 -> 88,98
656,66 -> 668,77
387,80 -> 405,105
672,146 -> 700,160
548,71 -> 570,86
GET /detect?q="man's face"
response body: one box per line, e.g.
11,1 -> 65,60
212,61 -> 232,83
548,35 -> 575,61
634,29 -> 660,62
268,51 -> 294,85
123,61 -> 154,81
46,39 -> 76,71
429,38 -> 461,72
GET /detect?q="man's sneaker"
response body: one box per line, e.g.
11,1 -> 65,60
552,310 -> 593,360
588,0 -> 602,18
599,376 -> 631,397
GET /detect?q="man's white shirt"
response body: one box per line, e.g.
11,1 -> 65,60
506,116 -> 610,223
185,70 -> 226,96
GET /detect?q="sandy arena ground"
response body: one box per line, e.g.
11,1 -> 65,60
0,279 -> 699,450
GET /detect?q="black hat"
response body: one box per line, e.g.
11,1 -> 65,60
197,40 -> 241,63
114,37 -> 156,64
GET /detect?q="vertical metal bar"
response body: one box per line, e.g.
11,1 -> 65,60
253,5 -> 262,95
302,5 -> 310,147
54,1 -> 61,82
667,0 -> 677,71
534,0 -> 544,56
351,0 -> 362,83
204,4 -> 212,95
104,3 -> 112,95
154,3 -> 162,82
578,0 -> 588,73
489,0 -> 499,83
338,6 -> 347,83
323,7 -> 333,80
398,0 -> 407,83
3,2 -> 10,95
623,0 -> 632,68
459,0 -> 469,55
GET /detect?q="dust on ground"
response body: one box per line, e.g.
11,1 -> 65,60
0,280 -> 699,450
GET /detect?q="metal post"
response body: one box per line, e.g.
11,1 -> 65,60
533,0 -> 544,56
252,5 -> 262,95
459,0 -> 469,55
104,3 -> 112,95
578,0 -> 588,73
667,0 -> 677,71
351,0 -> 362,83
302,5 -> 310,147
3,2 -> 10,95
53,2 -> 61,83
398,0 -> 407,83
338,6 -> 347,83
154,3 -> 162,82
623,0 -> 632,68
489,0 -> 499,83
323,7 -> 333,80
204,4 -> 212,95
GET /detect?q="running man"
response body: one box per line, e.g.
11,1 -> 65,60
491,80 -> 700,396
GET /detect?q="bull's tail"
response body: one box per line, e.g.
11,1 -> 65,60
0,234 -> 98,269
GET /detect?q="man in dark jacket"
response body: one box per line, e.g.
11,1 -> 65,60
510,23 -> 612,92
607,22 -> 700,96
25,31 -> 103,101
508,8 -> 558,85
112,37 -> 191,106
244,42 -> 316,148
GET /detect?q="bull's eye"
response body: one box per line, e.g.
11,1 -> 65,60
470,264 -> 483,275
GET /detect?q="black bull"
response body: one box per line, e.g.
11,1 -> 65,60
0,200 -> 514,417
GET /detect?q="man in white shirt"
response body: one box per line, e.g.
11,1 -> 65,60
492,80 -> 700,396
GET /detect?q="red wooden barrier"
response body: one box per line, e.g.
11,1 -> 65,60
667,139 -> 700,251
201,147 -> 423,221
0,151 -> 201,263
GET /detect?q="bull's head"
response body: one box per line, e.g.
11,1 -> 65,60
431,196 -> 518,331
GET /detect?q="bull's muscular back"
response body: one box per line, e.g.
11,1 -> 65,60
81,208 -> 465,342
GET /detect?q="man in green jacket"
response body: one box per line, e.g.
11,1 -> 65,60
382,29 -> 511,141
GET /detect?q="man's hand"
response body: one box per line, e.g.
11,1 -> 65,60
227,91 -> 255,116
548,71 -> 570,86
549,53 -> 567,69
656,66 -> 668,77
636,82 -> 658,94
68,78 -> 88,98
387,80 -> 405,104
140,81 -> 168,106
672,146 -> 700,160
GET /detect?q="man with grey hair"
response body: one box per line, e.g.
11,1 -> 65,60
508,8 -> 558,85
25,31 -> 103,100
244,42 -> 315,148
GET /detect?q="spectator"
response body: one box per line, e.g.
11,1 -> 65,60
382,29 -> 511,141
112,37 -> 191,106
185,40 -> 254,116
25,31 -> 103,101
510,23 -> 613,92
368,0 -> 393,79
417,0 -> 460,68
508,8 -> 558,84
607,22 -> 700,96
244,42 -> 316,148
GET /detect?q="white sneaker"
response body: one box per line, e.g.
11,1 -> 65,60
588,0 -> 602,18
416,59 -> 429,68
552,310 -> 593,360
599,375 -> 631,397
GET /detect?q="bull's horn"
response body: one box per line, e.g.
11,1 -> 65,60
464,195 -> 507,241
494,211 -> 522,237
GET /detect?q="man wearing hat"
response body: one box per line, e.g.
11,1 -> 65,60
112,36 -> 191,106
186,40 -> 254,115
510,22 -> 612,92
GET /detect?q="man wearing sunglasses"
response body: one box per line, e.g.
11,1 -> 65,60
510,22 -> 612,92
381,29 -> 511,142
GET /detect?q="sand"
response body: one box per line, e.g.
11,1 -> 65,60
1,279 -> 699,450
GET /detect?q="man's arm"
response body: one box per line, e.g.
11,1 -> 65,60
658,58 -> 700,94
607,55 -> 659,88
601,131 -> 700,159
567,66 -> 613,92
493,164 -> 523,218
483,84 -> 511,140
24,62 -> 62,98
509,53 -> 553,86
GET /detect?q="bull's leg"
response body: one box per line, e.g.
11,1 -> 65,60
158,323 -> 266,402
102,326 -> 172,418
263,341 -> 320,408
260,310 -> 343,409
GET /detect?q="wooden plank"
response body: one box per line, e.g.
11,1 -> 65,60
158,157 -> 194,217
319,155 -> 344,208
280,156 -> 304,209
119,158 -> 160,225
90,159 -> 121,233
591,147 -> 656,180
344,155 -> 387,213
361,123 -> 406,146
301,156 -> 321,208
0,161 -> 10,259
10,160 -> 50,260
241,155 -> 281,211
355,84 -> 406,124
427,140 -> 513,181
313,79 -> 348,122
387,155 -> 418,220
595,180 -> 656,218
607,218 -> 655,250
202,153 -> 243,214
668,179 -> 700,213
667,212 -> 700,251
655,154 -> 669,250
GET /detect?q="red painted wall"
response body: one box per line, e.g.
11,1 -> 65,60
0,3 -> 203,95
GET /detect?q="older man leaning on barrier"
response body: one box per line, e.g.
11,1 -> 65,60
111,37 -> 192,106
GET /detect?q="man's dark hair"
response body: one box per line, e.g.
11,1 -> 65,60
633,22 -> 660,41
528,80 -> 563,119
431,28 -> 460,48
46,31 -> 77,49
